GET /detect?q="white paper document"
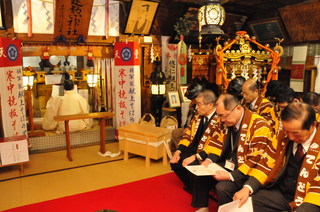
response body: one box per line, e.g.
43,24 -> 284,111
45,75 -> 63,85
185,163 -> 227,176
51,85 -> 61,97
218,197 -> 253,212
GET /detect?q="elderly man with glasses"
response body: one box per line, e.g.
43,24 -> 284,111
190,93 -> 277,212
170,89 -> 219,196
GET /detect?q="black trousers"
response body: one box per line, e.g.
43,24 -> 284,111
215,180 -> 243,206
191,173 -> 246,208
191,174 -> 217,208
252,187 -> 292,212
252,187 -> 320,212
170,151 -> 199,191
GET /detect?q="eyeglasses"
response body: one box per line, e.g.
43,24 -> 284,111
218,104 -> 239,119
196,102 -> 209,107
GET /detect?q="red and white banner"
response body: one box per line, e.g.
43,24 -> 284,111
177,37 -> 187,85
290,46 -> 308,92
0,38 -> 27,137
114,42 -> 141,127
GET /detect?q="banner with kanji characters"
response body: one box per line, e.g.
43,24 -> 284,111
54,0 -> 94,39
0,38 -> 27,137
114,42 -> 141,127
162,36 -> 177,91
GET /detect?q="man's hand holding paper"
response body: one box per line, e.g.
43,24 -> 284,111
185,163 -> 227,176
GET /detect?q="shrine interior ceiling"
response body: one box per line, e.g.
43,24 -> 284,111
144,0 -> 317,45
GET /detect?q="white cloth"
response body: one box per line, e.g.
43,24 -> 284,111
42,90 -> 93,133
250,97 -> 258,110
205,109 -> 216,122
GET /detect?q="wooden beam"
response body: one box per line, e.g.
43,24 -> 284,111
21,44 -> 114,58
15,33 -> 116,44
2,0 -> 13,29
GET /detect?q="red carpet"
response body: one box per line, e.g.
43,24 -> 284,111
5,172 -> 218,212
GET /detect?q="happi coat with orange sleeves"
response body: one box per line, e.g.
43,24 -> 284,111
178,113 -> 219,159
204,108 -> 277,191
265,126 -> 320,210
242,95 -> 279,134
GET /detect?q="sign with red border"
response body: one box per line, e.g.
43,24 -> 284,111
114,42 -> 140,66
0,38 -> 22,68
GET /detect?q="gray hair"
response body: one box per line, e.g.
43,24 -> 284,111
197,89 -> 217,105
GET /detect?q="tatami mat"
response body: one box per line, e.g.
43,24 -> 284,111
0,143 -> 172,211
0,142 -> 122,181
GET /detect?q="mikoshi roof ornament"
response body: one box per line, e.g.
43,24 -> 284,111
214,31 -> 284,92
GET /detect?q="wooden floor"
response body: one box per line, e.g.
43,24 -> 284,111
0,142 -> 172,211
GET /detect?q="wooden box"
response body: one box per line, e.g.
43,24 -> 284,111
118,123 -> 171,167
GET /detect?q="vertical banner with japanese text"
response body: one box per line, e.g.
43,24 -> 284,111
114,42 -> 141,128
162,36 -> 177,91
0,38 -> 27,137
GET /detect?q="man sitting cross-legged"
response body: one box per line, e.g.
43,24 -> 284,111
170,90 -> 219,195
190,93 -> 277,212
251,102 -> 320,212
